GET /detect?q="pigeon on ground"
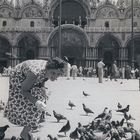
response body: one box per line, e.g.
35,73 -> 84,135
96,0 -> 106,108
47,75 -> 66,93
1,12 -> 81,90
47,134 -> 58,140
77,122 -> 86,135
82,104 -> 94,115
124,113 -> 135,121
69,128 -> 79,140
68,100 -> 76,109
116,118 -> 125,127
59,120 -> 71,136
117,102 -> 122,110
83,91 -> 90,97
116,105 -> 130,114
46,111 -> 51,116
53,110 -> 67,122
0,125 -> 9,140
94,107 -> 108,120
104,110 -> 112,121
10,136 -> 16,140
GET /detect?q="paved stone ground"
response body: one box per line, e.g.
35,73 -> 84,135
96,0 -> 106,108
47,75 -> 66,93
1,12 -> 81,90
0,76 -> 140,140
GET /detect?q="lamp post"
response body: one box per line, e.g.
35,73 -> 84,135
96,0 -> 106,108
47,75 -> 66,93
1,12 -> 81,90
58,0 -> 62,57
131,0 -> 134,68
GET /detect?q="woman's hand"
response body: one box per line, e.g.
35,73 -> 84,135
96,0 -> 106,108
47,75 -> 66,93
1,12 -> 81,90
35,100 -> 47,111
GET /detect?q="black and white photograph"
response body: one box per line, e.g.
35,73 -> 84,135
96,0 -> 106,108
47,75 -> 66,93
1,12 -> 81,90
0,0 -> 140,139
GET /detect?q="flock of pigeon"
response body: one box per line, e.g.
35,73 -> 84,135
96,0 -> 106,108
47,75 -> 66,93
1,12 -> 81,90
44,91 -> 140,140
0,91 -> 140,140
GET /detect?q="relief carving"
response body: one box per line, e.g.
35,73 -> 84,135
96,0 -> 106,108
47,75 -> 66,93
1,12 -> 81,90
97,7 -> 118,18
62,31 -> 82,47
126,8 -> 140,18
0,7 -> 13,18
22,7 -> 43,18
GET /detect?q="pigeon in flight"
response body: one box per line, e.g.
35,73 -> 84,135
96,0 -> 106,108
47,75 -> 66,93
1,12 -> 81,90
116,105 -> 130,114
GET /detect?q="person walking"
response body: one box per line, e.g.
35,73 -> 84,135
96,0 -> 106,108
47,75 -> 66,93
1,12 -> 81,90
97,59 -> 105,83
64,56 -> 71,80
110,60 -> 118,81
4,57 -> 67,140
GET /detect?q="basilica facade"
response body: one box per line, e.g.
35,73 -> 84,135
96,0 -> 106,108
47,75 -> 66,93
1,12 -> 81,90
0,0 -> 140,71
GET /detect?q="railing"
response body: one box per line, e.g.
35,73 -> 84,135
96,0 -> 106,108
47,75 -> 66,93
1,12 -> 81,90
0,26 -> 139,32
84,26 -> 140,32
0,27 -> 54,32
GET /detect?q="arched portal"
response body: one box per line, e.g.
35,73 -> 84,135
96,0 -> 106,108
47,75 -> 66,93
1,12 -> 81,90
48,25 -> 89,66
53,0 -> 87,28
17,35 -> 39,62
97,34 -> 120,67
0,36 -> 11,72
127,36 -> 140,68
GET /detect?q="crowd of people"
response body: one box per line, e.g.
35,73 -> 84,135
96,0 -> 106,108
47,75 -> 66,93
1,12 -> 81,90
1,60 -> 139,81
64,61 -> 139,81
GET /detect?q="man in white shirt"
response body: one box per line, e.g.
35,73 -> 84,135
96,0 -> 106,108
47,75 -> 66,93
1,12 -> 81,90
97,59 -> 105,83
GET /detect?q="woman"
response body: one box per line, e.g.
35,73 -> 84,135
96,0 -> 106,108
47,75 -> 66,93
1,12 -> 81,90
4,57 -> 67,140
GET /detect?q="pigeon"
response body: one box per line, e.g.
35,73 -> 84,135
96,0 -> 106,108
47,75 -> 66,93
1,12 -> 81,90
120,81 -> 123,84
104,110 -> 112,121
116,118 -> 125,127
47,134 -> 58,140
68,100 -> 76,109
0,125 -> 9,140
69,128 -> 79,140
116,105 -> 130,114
59,120 -> 71,136
124,113 -> 135,121
82,104 -> 94,115
77,122 -> 86,135
94,107 -> 108,120
117,102 -> 122,110
46,111 -> 51,116
53,110 -> 67,122
83,91 -> 90,97
10,136 -> 16,140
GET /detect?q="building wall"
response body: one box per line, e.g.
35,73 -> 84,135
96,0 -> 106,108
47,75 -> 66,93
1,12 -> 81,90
0,0 -> 140,69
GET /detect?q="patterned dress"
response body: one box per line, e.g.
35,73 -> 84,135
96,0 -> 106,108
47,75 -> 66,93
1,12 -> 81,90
4,60 -> 48,128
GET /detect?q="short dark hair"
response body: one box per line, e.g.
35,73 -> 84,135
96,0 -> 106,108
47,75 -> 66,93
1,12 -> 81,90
46,57 -> 66,69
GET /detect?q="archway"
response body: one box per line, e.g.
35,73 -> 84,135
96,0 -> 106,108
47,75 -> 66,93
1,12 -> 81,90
48,25 -> 89,66
0,37 -> 11,72
17,35 -> 39,62
97,34 -> 120,73
53,0 -> 87,28
127,36 -> 140,68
